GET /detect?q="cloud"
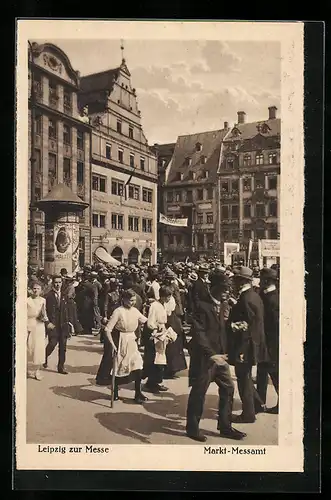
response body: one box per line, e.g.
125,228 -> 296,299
137,83 -> 280,144
131,65 -> 204,94
191,41 -> 242,74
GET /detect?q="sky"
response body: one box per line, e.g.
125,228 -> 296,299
42,39 -> 281,145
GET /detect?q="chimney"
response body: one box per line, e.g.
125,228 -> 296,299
224,121 -> 229,129
268,106 -> 277,119
237,111 -> 246,124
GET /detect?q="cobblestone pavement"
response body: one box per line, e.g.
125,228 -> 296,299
27,334 -> 278,446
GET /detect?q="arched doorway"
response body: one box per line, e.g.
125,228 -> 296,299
111,246 -> 123,263
141,247 -> 152,265
128,247 -> 139,265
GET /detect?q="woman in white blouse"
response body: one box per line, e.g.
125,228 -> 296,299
101,289 -> 148,404
142,286 -> 174,393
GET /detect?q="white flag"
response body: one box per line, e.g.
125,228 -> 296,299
159,213 -> 188,227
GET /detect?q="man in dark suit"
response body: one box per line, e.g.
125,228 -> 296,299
257,268 -> 279,414
227,266 -> 269,423
186,278 -> 246,442
44,274 -> 71,374
191,264 -> 211,315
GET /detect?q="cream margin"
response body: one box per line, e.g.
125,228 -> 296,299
15,20 -> 305,472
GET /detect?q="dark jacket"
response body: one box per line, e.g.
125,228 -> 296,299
45,289 -> 71,339
188,299 -> 227,386
191,279 -> 211,313
260,288 -> 279,364
131,282 -> 146,304
227,287 -> 268,366
170,282 -> 184,317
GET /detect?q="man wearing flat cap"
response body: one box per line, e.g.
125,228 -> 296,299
257,268 -> 279,414
227,266 -> 268,423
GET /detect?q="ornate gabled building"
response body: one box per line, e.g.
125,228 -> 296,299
78,58 -> 158,265
28,42 -> 92,267
217,107 -> 280,262
160,127 -> 229,262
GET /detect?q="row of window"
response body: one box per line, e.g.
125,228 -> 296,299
221,228 -> 278,241
34,150 -> 85,185
33,75 -> 140,143
92,213 -> 153,232
168,229 -> 278,247
92,174 -> 153,202
36,116 -> 85,150
167,187 -> 214,203
195,213 -> 214,224
104,143 -> 146,170
225,152 -> 278,169
221,201 -> 278,219
173,170 -> 209,182
166,175 -> 277,204
220,175 -> 277,193
33,75 -> 73,112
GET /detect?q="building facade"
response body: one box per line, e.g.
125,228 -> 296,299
160,128 -> 228,262
77,59 -> 158,265
28,42 -> 92,267
217,107 -> 280,262
151,142 -> 176,263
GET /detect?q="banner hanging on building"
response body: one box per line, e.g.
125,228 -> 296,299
224,242 -> 240,265
159,213 -> 188,227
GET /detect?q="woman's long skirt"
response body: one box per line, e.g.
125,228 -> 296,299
165,312 -> 187,374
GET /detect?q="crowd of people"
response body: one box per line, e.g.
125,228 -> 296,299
27,257 -> 279,443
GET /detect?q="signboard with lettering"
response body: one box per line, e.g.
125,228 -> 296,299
259,239 -> 280,257
198,203 -> 213,210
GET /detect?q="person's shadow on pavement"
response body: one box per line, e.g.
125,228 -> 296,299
95,411 -> 188,443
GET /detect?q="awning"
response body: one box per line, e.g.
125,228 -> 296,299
94,246 -> 121,266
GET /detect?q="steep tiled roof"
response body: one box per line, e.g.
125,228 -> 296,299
80,68 -> 120,94
166,129 -> 227,184
224,118 -> 280,142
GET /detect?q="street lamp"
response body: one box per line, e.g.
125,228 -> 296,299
28,41 -> 39,270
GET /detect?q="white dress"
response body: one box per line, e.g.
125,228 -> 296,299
27,296 -> 48,365
105,306 -> 148,377
147,301 -> 177,365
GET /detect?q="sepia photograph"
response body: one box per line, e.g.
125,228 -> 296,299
15,20 -> 305,473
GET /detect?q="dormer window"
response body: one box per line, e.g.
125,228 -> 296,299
195,142 -> 202,152
185,157 -> 192,166
260,123 -> 271,134
188,171 -> 194,180
232,127 -> 241,137
201,155 -> 206,164
202,170 -> 209,179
